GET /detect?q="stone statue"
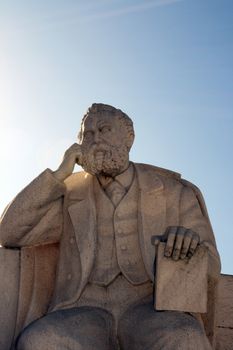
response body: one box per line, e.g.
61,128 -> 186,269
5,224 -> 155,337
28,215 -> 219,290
0,103 -> 220,349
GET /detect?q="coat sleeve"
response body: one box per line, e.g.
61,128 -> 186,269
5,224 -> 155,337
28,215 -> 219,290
0,169 -> 66,247
179,180 -> 221,281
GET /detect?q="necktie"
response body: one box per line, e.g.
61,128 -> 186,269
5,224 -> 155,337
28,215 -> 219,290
105,180 -> 126,206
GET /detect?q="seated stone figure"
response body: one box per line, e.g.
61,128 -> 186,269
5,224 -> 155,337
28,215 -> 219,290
0,103 -> 220,350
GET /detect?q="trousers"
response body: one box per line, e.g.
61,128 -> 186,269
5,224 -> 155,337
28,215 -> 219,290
17,275 -> 212,350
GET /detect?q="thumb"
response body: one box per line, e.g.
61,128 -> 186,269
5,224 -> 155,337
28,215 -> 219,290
151,235 -> 161,246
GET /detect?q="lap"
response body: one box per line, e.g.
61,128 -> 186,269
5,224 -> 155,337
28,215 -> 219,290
17,306 -> 114,350
118,302 -> 212,350
17,303 -> 212,350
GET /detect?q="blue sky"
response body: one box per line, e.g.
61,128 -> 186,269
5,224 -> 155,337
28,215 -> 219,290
0,0 -> 232,273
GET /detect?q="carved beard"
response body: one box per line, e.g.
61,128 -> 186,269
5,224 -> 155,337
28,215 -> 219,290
81,143 -> 129,176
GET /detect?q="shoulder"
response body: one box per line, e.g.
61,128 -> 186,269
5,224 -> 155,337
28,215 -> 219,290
133,162 -> 203,192
134,162 -> 181,180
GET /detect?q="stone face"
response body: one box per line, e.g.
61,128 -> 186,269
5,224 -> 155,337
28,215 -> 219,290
155,242 -> 208,313
0,103 -> 221,349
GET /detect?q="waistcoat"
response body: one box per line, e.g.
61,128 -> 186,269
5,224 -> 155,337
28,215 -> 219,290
89,173 -> 149,286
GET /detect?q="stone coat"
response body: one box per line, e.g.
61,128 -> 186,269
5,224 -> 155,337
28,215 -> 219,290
0,163 -> 220,312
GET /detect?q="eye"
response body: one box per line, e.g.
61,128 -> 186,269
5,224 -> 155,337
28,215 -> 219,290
84,131 -> 93,140
100,126 -> 111,134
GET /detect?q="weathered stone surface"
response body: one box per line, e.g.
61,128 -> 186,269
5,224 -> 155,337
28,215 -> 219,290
215,328 -> 233,350
216,274 -> 233,328
14,244 -> 59,338
0,245 -> 231,349
1,246 -> 232,349
0,103 -> 220,349
0,247 -> 20,349
215,274 -> 233,350
155,242 -> 208,313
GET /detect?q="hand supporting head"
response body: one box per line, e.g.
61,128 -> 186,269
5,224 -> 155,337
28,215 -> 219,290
53,103 -> 135,181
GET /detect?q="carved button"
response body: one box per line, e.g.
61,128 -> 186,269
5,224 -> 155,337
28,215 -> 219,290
67,274 -> 72,280
70,237 -> 75,244
120,245 -> 127,251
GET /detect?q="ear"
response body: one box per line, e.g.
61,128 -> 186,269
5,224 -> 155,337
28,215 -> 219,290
126,132 -> 135,151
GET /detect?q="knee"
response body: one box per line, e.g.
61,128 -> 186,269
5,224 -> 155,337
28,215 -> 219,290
178,323 -> 208,345
16,317 -> 59,350
17,307 -> 114,350
157,312 -> 211,349
16,325 -> 48,350
169,312 -> 205,337
119,308 -> 209,350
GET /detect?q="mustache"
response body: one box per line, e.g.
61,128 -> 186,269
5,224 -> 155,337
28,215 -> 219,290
89,143 -> 110,154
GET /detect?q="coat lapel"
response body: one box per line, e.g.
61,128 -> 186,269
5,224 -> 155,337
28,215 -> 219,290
67,173 -> 97,288
66,164 -> 166,285
135,164 -> 166,280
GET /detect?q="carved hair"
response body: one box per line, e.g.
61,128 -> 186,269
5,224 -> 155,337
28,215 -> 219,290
78,103 -> 135,149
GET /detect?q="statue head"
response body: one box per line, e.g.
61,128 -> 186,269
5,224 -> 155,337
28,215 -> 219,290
78,103 -> 135,177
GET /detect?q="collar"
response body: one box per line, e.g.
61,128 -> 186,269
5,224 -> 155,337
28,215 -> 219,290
97,162 -> 134,190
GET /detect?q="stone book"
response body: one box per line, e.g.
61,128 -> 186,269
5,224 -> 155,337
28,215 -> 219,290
155,242 -> 208,313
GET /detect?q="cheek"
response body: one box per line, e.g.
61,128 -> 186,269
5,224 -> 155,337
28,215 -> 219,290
102,133 -> 122,145
81,143 -> 91,155
81,137 -> 93,147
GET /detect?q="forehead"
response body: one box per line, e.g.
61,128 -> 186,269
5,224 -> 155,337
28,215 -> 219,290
82,113 -> 119,130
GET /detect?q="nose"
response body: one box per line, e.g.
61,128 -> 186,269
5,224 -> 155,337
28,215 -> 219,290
94,130 -> 100,143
